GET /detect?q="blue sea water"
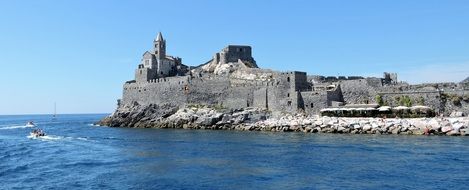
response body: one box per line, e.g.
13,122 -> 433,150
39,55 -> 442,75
1,114 -> 469,190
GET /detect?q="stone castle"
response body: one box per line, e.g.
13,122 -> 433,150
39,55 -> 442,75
119,33 -> 469,116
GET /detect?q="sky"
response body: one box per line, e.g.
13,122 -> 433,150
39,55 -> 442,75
0,0 -> 468,115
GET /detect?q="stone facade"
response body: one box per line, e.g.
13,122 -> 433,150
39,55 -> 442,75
117,33 -> 468,116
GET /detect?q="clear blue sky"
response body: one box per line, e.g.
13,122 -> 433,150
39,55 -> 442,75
1,0 -> 468,115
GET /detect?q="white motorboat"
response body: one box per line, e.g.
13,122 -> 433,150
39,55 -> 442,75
26,121 -> 36,127
30,129 -> 46,138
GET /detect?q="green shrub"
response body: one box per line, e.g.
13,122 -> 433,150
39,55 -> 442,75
398,95 -> 412,107
375,95 -> 384,106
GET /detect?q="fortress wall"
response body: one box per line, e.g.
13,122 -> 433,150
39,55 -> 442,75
122,70 -> 326,114
122,76 -> 190,106
326,86 -> 344,106
366,78 -> 383,87
377,91 -> 469,115
340,79 -> 377,104
292,72 -> 310,91
266,86 -> 295,113
379,91 -> 442,113
224,86 -> 254,109
253,88 -> 268,109
186,76 -> 232,106
301,91 -> 328,113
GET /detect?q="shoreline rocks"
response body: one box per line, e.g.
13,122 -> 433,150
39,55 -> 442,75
97,104 -> 469,136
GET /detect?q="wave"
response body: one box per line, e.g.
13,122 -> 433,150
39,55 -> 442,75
75,137 -> 89,141
0,125 -> 34,130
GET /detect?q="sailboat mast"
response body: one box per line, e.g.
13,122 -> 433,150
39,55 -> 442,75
53,102 -> 56,118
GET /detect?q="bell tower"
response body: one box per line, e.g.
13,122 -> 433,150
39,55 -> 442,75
153,32 -> 166,60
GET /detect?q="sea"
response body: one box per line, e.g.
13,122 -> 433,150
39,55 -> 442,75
1,114 -> 468,190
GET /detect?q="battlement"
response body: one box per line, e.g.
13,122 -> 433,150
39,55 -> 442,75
309,75 -> 365,83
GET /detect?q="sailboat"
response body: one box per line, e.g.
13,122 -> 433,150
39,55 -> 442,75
52,102 -> 57,121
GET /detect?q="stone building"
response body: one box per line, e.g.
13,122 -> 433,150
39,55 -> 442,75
135,32 -> 188,83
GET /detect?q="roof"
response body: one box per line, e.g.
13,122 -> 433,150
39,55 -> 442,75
156,32 -> 164,41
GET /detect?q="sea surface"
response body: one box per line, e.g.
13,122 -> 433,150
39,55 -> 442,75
1,114 -> 469,190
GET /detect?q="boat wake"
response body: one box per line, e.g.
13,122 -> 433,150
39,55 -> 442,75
27,135 -> 91,142
0,125 -> 34,130
27,135 -> 63,141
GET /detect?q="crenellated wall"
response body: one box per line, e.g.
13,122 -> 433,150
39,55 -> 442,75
121,70 -> 334,114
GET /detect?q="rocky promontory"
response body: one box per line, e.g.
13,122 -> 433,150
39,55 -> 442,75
98,104 -> 469,136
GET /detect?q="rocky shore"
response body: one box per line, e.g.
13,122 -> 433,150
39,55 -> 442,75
98,104 -> 469,136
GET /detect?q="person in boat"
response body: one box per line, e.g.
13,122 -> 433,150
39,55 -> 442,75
26,121 -> 35,127
31,129 -> 45,137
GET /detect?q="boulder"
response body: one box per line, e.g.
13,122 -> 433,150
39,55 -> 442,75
460,128 -> 469,136
337,126 -> 347,133
312,127 -> 321,133
452,123 -> 464,131
447,130 -> 460,136
353,124 -> 361,129
441,126 -> 453,133
362,124 -> 372,131
428,119 -> 441,131
450,111 -> 464,117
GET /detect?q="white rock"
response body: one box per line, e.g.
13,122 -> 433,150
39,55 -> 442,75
353,124 -> 361,129
452,123 -> 463,130
363,124 -> 372,131
441,126 -> 453,133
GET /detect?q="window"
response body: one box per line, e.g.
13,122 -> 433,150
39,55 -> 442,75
311,103 -> 314,108
140,70 -> 142,74
287,101 -> 292,106
287,77 -> 290,82
287,93 -> 290,97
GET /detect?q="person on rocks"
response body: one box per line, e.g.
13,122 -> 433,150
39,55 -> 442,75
424,127 -> 430,135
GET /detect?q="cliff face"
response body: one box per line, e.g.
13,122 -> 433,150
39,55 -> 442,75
98,104 -> 270,129
97,103 -> 469,136
99,103 -> 179,128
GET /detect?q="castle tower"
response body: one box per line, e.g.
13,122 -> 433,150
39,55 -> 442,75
154,32 -> 166,60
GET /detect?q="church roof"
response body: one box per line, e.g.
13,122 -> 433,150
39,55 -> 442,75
156,32 -> 164,42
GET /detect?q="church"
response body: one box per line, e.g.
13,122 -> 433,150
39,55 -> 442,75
135,32 -> 188,83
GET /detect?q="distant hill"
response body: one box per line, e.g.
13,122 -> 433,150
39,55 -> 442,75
461,77 -> 469,83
